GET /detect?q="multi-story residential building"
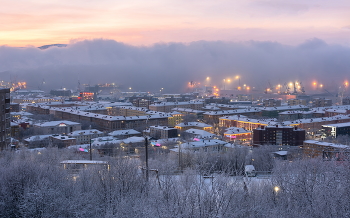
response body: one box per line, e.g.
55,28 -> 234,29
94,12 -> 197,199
287,99 -> 307,106
108,129 -> 141,139
0,88 -> 10,150
50,89 -> 72,97
67,129 -> 104,144
51,135 -> 77,148
263,99 -> 281,107
253,125 -> 305,146
149,101 -> 204,112
342,97 -> 350,105
132,99 -> 151,109
324,109 -> 350,117
149,126 -> 178,139
171,139 -> 229,153
50,107 -> 170,131
112,106 -> 149,116
278,110 -> 314,120
175,122 -> 213,132
322,122 -> 350,138
261,105 -> 309,118
184,129 -> 215,139
171,108 -> 205,120
219,115 -> 278,131
312,98 -> 332,107
33,120 -> 82,135
223,127 -> 252,143
12,96 -> 63,104
10,103 -> 20,112
303,140 -> 350,159
203,108 -> 262,124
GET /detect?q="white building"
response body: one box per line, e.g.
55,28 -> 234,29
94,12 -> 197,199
33,120 -> 81,135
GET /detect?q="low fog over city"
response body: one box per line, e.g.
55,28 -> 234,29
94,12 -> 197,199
1,38 -> 350,93
1,0 -> 350,217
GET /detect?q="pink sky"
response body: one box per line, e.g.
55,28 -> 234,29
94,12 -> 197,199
1,0 -> 350,47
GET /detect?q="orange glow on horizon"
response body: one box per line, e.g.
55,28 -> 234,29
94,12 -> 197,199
0,0 -> 348,47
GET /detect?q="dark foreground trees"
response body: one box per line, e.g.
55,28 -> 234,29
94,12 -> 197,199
0,148 -> 349,217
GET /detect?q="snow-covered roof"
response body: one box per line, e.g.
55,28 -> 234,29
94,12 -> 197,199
34,120 -> 80,127
51,135 -> 76,141
60,160 -> 108,164
202,106 -> 221,110
220,115 -> 278,125
281,115 -> 350,126
150,125 -> 177,130
108,129 -> 141,136
304,140 -> 349,149
274,151 -> 288,156
261,105 -> 309,111
180,139 -> 229,149
24,134 -> 52,142
10,111 -> 33,116
91,137 -> 121,146
150,101 -> 203,107
68,129 -> 103,137
224,127 -> 251,135
325,109 -> 348,114
203,108 -> 261,116
279,110 -> 313,115
176,122 -> 212,128
172,108 -> 205,113
50,108 -> 172,121
122,136 -> 145,144
185,129 -> 215,138
322,122 -> 350,128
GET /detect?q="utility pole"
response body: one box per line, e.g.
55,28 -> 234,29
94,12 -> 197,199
89,139 -> 92,161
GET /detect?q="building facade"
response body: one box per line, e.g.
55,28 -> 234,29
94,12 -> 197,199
253,125 -> 305,146
149,126 -> 178,139
0,89 -> 10,150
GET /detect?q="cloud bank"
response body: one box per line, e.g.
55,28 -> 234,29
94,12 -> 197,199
0,38 -> 350,93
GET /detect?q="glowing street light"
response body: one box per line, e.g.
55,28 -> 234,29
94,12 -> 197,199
274,186 -> 280,193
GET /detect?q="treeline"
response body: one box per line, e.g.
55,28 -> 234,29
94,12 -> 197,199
0,148 -> 349,217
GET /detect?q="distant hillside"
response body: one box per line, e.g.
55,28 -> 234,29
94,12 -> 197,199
38,44 -> 67,50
